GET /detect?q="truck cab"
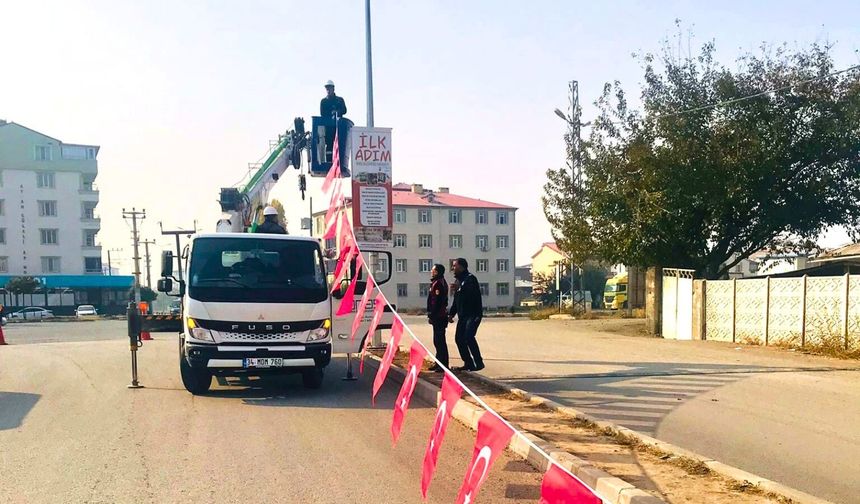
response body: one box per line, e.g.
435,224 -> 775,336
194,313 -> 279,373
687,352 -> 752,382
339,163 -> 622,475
603,273 -> 628,310
161,233 -> 392,394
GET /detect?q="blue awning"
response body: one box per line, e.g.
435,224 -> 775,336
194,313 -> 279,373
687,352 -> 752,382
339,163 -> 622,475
0,275 -> 134,289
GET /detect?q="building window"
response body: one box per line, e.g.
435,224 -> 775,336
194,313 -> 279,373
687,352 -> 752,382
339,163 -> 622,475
38,200 -> 58,216
82,203 -> 97,219
324,238 -> 336,250
393,234 -> 407,248
0,228 -> 5,244
376,257 -> 389,275
40,229 -> 59,245
394,208 -> 406,223
0,257 -> 7,273
41,256 -> 61,273
448,210 -> 461,224
84,257 -> 102,273
496,211 -> 509,225
479,283 -> 489,296
397,284 -> 408,297
419,234 -> 432,248
449,235 -> 462,249
476,210 -> 488,225
476,259 -> 488,273
496,259 -> 509,272
0,199 -> 4,215
476,235 -> 489,251
418,209 -> 432,224
84,230 -> 98,247
37,172 -> 56,188
497,282 -> 510,296
34,146 -> 52,161
395,259 -> 407,273
419,283 -> 431,297
419,259 -> 432,273
496,235 -> 509,249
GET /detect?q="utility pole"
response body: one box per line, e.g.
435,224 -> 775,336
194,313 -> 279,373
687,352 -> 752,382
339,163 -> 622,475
122,208 -> 146,304
555,81 -> 587,316
365,0 -> 375,127
141,240 -> 156,289
106,248 -> 123,276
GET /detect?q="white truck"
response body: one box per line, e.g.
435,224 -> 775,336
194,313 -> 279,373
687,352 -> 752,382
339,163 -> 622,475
157,119 -> 393,394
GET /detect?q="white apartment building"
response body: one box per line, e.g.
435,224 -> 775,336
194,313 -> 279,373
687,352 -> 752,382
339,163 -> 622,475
0,120 -> 102,277
315,183 -> 517,310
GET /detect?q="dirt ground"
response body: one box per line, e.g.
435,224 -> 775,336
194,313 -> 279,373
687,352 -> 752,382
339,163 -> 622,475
388,350 -> 790,504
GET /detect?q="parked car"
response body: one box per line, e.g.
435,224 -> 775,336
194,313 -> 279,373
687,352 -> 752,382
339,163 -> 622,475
75,305 -> 98,317
10,307 -> 54,320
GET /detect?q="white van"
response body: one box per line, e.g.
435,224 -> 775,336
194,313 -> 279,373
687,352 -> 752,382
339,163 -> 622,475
161,233 -> 392,394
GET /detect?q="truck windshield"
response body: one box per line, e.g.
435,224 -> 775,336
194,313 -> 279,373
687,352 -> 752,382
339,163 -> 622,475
188,237 -> 327,303
604,284 -> 618,293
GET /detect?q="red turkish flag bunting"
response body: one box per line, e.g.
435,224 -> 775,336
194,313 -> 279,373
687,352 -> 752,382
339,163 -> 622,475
540,462 -> 601,504
321,128 -> 341,194
335,259 -> 362,317
322,179 -> 344,240
372,317 -> 404,404
455,412 -> 515,504
359,291 -> 388,374
330,247 -> 357,294
351,276 -> 376,341
421,373 -> 463,499
391,341 -> 428,444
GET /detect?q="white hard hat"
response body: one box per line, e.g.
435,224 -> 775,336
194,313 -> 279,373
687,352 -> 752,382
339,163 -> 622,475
263,206 -> 278,216
325,80 -> 335,87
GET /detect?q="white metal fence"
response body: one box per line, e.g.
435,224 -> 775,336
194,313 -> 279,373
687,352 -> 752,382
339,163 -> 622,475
662,268 -> 695,340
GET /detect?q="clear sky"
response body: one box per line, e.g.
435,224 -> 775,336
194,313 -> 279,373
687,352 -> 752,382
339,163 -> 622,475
1,0 -> 858,272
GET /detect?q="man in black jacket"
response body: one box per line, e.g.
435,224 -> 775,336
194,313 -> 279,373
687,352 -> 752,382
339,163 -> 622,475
255,206 -> 286,234
448,258 -> 485,371
320,80 -> 347,119
427,264 -> 449,372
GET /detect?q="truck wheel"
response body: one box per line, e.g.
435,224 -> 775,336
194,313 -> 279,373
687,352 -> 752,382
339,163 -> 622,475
180,347 -> 211,395
302,367 -> 324,389
622,301 -> 629,309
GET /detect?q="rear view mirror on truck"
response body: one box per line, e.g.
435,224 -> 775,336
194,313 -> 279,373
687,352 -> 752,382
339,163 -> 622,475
161,250 -> 174,278
157,278 -> 173,293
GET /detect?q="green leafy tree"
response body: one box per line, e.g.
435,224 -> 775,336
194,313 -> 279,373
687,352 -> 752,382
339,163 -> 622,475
543,39 -> 860,279
6,276 -> 40,294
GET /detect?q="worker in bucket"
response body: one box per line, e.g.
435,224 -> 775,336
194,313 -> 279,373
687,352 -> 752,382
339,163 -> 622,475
256,206 -> 287,234
320,80 -> 352,176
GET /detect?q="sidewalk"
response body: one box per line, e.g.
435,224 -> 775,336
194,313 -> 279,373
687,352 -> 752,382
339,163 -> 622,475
400,316 -> 860,503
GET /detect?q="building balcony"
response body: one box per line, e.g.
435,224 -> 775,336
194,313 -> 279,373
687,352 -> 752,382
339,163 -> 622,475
79,184 -> 100,196
81,216 -> 101,226
82,244 -> 102,251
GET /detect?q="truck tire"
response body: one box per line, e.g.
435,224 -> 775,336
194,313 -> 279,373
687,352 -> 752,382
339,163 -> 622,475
302,367 -> 324,389
180,346 -> 211,395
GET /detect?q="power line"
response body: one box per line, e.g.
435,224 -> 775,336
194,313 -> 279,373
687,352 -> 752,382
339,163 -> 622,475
590,63 -> 860,127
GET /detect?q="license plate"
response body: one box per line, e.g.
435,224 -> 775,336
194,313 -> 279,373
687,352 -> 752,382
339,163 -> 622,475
243,358 -> 286,368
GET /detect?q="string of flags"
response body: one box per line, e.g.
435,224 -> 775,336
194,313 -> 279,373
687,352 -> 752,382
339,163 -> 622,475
320,158 -> 603,503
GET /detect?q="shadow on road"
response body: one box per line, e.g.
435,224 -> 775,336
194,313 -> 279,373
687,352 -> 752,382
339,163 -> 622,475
0,392 -> 41,430
494,360 -> 859,436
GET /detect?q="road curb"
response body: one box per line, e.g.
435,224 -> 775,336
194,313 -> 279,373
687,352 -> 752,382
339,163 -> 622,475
364,355 -> 664,504
464,371 -> 835,504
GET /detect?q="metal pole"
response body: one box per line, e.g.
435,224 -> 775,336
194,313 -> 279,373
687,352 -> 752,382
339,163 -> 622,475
309,196 -> 314,237
142,240 -> 155,289
107,250 -> 112,276
123,208 -> 146,305
365,0 -> 375,127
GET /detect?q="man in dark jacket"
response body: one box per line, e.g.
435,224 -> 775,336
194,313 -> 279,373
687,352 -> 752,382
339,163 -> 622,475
448,258 -> 485,371
320,80 -> 347,119
427,264 -> 449,372
255,206 -> 286,234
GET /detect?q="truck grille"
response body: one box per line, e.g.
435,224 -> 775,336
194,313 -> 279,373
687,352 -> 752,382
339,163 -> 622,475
218,331 -> 304,343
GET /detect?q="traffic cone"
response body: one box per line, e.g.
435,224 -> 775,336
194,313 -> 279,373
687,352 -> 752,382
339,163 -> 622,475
0,324 -> 7,345
140,331 -> 152,341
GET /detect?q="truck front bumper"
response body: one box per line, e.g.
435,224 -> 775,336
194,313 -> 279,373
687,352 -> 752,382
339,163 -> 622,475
184,341 -> 332,371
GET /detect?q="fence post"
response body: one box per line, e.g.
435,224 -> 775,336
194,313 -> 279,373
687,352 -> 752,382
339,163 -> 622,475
764,276 -> 771,346
801,275 -> 808,347
731,278 -> 737,343
845,272 -> 851,350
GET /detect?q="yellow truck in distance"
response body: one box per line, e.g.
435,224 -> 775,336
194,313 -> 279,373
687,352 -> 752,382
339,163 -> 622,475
603,273 -> 628,310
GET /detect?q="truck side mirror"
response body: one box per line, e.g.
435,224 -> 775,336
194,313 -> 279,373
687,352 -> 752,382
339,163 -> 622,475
157,278 -> 173,293
160,251 -> 174,278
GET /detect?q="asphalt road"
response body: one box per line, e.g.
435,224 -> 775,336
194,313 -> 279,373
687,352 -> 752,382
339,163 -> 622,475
0,321 -> 542,503
402,316 -> 860,504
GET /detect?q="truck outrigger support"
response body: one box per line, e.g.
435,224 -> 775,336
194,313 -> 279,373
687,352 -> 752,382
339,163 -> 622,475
342,353 -> 358,381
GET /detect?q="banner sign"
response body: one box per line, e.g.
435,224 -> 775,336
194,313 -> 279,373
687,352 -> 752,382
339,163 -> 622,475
351,127 -> 393,249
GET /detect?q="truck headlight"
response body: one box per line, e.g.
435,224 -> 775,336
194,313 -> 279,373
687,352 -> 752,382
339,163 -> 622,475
187,318 -> 215,342
306,319 -> 331,342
